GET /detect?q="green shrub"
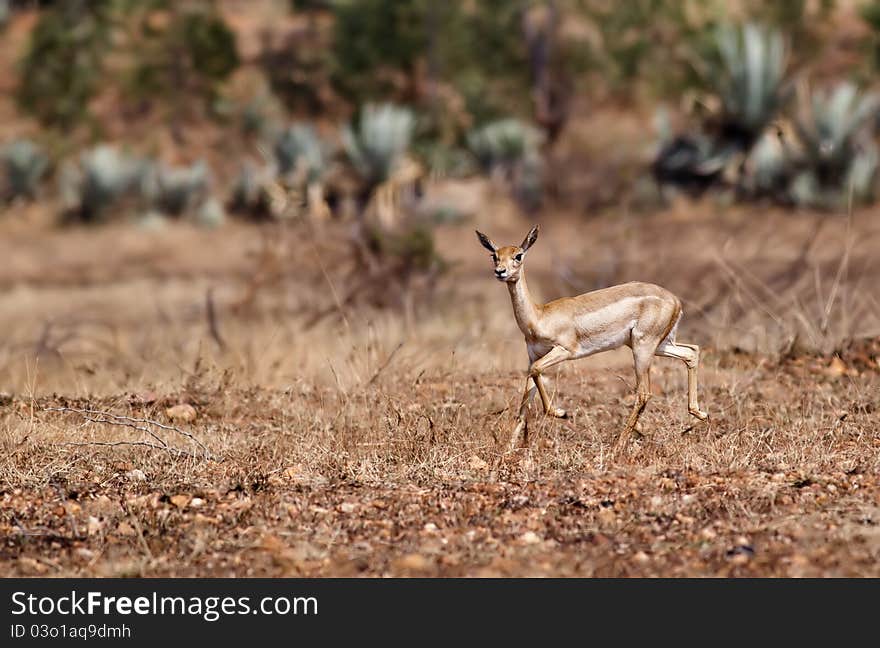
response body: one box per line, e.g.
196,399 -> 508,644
128,5 -> 239,115
331,0 -> 528,124
16,1 -> 113,127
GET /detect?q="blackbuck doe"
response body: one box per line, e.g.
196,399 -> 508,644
476,225 -> 708,455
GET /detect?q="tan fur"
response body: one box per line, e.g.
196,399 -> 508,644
476,226 -> 708,456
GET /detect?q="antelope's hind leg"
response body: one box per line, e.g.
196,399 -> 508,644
655,341 -> 708,421
612,344 -> 654,456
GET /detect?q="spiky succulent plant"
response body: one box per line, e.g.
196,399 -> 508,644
229,160 -> 285,220
795,82 -> 880,188
466,119 -> 543,172
148,160 -> 211,216
69,145 -> 146,222
342,103 -> 415,189
1,139 -> 48,201
274,124 -> 326,183
712,23 -> 788,150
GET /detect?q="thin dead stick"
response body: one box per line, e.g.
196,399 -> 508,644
821,195 -> 855,334
62,440 -> 204,460
45,407 -> 214,459
45,407 -> 208,450
366,341 -> 404,386
303,218 -> 352,334
713,253 -> 786,328
206,287 -> 227,351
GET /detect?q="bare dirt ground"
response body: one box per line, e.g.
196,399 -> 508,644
1,198 -> 879,576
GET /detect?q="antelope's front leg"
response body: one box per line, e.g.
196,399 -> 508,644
530,345 -> 572,418
509,376 -> 537,450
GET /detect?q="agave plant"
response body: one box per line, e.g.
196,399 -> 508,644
466,119 -> 543,173
739,130 -> 791,200
229,160 -> 285,220
342,103 -> 414,190
847,141 -> 880,203
274,124 -> 326,183
712,23 -> 788,150
195,196 -> 227,228
1,139 -> 48,201
653,24 -> 787,196
795,82 -> 880,189
467,118 -> 546,210
147,160 -> 211,216
651,132 -> 736,196
65,145 -> 146,222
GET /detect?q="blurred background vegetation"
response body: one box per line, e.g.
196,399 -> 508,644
3,0 -> 880,279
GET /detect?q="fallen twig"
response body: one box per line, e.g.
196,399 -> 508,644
44,407 -> 216,461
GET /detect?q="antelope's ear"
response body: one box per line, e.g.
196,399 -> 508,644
520,225 -> 539,252
475,230 -> 497,253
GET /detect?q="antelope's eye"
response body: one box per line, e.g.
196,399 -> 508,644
514,253 -> 523,263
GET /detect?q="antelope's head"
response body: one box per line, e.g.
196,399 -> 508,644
475,226 -> 539,283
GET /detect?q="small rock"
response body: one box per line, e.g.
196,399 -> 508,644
89,495 -> 116,515
194,513 -> 219,525
128,391 -> 158,405
423,523 -> 438,532
396,553 -> 430,570
86,516 -> 103,536
597,508 -> 616,525
125,469 -> 147,482
165,403 -> 197,423
189,497 -> 205,508
339,502 -> 357,514
169,494 -> 191,509
18,557 -> 47,574
729,553 -> 750,566
520,531 -> 541,545
75,548 -> 95,560
116,521 -> 136,536
633,551 -> 650,564
726,545 -> 755,564
468,455 -> 489,471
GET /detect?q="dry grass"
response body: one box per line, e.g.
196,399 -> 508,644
1,195 -> 879,576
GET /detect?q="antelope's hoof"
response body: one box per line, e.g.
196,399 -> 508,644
689,409 -> 709,422
549,407 -> 568,419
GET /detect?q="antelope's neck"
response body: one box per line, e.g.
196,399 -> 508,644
507,270 -> 542,337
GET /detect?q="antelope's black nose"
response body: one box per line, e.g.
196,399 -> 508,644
495,268 -> 506,277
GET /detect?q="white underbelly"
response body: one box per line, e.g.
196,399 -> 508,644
573,326 -> 631,359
